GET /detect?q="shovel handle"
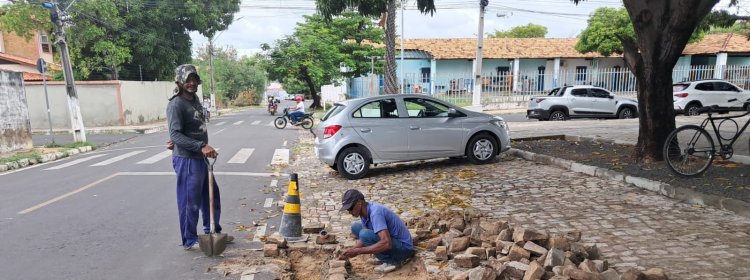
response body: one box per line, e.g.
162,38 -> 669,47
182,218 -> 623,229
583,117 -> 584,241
206,156 -> 217,234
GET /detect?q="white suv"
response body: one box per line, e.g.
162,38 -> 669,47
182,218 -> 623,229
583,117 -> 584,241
673,80 -> 750,116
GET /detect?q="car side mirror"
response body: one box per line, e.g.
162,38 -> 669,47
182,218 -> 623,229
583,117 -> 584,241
448,108 -> 460,117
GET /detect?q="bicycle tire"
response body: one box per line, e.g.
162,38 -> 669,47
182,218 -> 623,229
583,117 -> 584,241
663,125 -> 715,177
300,117 -> 314,129
274,117 -> 287,129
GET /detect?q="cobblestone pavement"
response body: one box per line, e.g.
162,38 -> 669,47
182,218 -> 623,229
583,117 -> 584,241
292,131 -> 750,279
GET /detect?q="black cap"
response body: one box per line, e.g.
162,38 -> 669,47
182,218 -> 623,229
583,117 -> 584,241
340,189 -> 364,211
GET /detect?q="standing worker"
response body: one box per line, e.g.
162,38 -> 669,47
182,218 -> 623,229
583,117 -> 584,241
166,64 -> 232,250
338,189 -> 414,273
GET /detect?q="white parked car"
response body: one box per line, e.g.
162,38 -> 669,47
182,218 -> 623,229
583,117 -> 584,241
527,85 -> 638,121
673,80 -> 750,116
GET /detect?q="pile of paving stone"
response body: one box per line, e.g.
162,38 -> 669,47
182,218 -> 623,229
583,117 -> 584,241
408,210 -> 669,280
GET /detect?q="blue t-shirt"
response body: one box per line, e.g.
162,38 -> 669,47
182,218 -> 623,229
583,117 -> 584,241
360,202 -> 413,250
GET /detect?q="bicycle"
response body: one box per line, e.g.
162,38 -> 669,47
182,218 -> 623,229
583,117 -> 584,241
274,108 -> 314,129
663,106 -> 750,177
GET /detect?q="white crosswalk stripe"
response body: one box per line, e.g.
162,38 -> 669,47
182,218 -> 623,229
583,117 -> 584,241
267,121 -> 275,126
45,154 -> 108,170
215,121 -> 226,126
227,148 -> 255,164
90,150 -> 146,166
137,150 -> 172,164
270,149 -> 289,165
233,120 -> 244,125
263,198 -> 274,208
251,120 -> 261,125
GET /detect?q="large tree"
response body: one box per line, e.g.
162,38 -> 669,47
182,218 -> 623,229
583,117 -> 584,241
262,13 -> 385,109
572,0 -> 743,163
193,45 -> 267,105
0,0 -> 240,81
315,0 -> 436,94
489,23 -> 548,38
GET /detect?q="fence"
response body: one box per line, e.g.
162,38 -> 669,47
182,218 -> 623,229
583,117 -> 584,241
348,64 -> 750,108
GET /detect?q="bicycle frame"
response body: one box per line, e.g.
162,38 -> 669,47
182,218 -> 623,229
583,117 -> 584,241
698,110 -> 750,156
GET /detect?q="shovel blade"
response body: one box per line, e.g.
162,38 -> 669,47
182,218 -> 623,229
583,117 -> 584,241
199,233 -> 228,257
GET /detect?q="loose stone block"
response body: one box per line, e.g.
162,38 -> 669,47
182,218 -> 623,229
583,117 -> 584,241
501,261 -> 529,279
524,241 -> 548,256
548,236 -> 570,251
435,246 -> 448,261
508,245 -> 531,261
643,268 -> 668,280
601,269 -> 620,280
303,223 -> 325,234
329,266 -> 347,276
565,231 -> 582,242
562,267 -> 602,280
426,236 -> 443,251
450,217 -> 466,231
263,244 -> 279,257
450,237 -> 470,253
454,253 -> 480,268
544,248 -> 565,269
620,268 -> 645,280
523,261 -> 545,280
585,244 -> 601,260
266,234 -> 288,248
451,270 -> 470,280
468,266 -> 496,280
329,260 -> 347,268
579,259 -> 598,273
328,274 -> 346,280
592,260 -> 608,272
486,247 -> 497,259
497,240 -> 514,255
497,228 -> 513,242
513,228 -> 548,242
466,247 -> 487,260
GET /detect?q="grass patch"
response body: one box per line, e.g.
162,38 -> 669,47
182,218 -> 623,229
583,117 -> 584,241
0,151 -> 42,164
45,141 -> 96,149
291,143 -> 314,157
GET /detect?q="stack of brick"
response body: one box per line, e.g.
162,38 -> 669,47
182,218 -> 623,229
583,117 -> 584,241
409,210 -> 669,280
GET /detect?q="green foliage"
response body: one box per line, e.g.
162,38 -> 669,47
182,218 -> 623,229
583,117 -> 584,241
193,46 -> 267,105
489,23 -> 547,38
261,13 -> 384,98
0,0 -> 239,81
575,7 -> 634,56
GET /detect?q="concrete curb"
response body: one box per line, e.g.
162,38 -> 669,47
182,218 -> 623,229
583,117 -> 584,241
508,147 -> 750,219
0,146 -> 94,173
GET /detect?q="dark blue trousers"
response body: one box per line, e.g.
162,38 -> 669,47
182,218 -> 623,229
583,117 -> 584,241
351,222 -> 414,265
173,156 -> 222,247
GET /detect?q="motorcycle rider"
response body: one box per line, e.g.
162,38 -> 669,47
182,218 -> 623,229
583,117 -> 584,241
288,96 -> 305,125
267,96 -> 277,113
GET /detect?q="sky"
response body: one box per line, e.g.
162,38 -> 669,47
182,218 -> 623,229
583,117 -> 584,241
189,0 -> 747,58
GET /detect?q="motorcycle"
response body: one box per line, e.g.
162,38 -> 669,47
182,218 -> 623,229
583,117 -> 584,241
268,99 -> 279,115
274,108 -> 314,129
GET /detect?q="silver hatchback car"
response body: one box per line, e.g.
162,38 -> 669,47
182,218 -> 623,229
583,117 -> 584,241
314,94 -> 511,179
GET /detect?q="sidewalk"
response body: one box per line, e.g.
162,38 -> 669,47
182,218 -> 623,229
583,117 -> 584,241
276,128 -> 750,279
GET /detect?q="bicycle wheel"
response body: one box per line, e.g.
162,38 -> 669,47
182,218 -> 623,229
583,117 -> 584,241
274,117 -> 287,129
663,125 -> 715,177
300,117 -> 314,129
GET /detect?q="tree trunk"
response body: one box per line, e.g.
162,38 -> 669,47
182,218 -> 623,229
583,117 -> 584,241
300,66 -> 322,109
383,0 -> 399,94
622,0 -> 718,162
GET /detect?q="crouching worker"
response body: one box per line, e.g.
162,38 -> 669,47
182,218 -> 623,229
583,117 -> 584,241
338,189 -> 414,273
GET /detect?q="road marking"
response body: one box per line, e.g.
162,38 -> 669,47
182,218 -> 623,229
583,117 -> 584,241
267,121 -> 275,126
215,121 -> 226,126
19,173 -> 119,214
263,198 -> 274,208
233,120 -> 244,125
270,179 -> 278,188
282,141 -> 287,147
213,128 -> 227,136
227,148 -> 255,164
45,154 -> 108,170
136,150 -> 171,164
90,150 -> 146,166
251,120 -> 261,125
271,149 -> 289,165
253,224 -> 267,242
118,171 -> 288,177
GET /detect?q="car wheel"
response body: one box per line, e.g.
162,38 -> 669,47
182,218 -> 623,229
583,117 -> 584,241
549,110 -> 567,121
336,147 -> 370,180
466,133 -> 498,164
618,107 -> 635,119
685,103 -> 701,116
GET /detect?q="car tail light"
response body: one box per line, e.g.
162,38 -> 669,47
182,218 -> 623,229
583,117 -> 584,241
323,125 -> 342,139
673,92 -> 688,98
535,98 -> 546,103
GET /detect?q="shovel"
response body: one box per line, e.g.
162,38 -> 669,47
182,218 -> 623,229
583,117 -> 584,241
199,157 -> 227,257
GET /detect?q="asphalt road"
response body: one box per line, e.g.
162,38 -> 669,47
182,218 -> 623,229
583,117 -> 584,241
0,109 -> 299,280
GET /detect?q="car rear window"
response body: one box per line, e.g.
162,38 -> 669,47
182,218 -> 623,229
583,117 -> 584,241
673,84 -> 689,91
321,104 -> 345,122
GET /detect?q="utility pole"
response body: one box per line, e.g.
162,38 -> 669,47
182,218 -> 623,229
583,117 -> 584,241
400,0 -> 405,94
471,0 -> 489,111
44,1 -> 86,142
208,39 -> 216,111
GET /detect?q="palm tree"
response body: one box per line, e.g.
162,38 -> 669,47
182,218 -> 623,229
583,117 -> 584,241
316,0 -> 436,94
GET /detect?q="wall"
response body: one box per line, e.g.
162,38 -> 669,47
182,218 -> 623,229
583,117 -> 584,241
435,60 -> 473,77
24,81 -> 203,129
481,59 -> 513,74
728,56 -> 750,65
0,71 -> 32,153
1,31 -> 38,60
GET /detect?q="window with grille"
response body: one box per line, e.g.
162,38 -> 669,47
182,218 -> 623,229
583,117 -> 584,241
40,34 -> 51,53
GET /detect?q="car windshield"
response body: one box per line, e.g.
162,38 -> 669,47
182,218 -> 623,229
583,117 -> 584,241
547,88 -> 562,96
672,84 -> 689,91
321,104 -> 345,121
